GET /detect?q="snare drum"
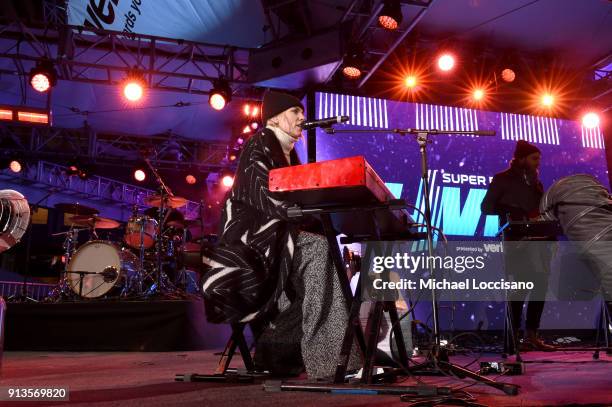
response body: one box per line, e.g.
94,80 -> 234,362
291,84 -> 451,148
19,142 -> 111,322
66,241 -> 139,298
124,216 -> 158,249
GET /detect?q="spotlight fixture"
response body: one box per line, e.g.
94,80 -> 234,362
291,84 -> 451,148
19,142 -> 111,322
29,60 -> 58,93
541,93 -> 554,108
77,165 -> 91,180
582,112 -> 600,129
66,163 -> 80,176
209,79 -> 232,111
185,174 -> 197,185
501,68 -> 516,83
65,161 -> 90,179
342,43 -> 364,79
378,0 -> 403,30
437,53 -> 455,72
8,159 -> 23,173
122,70 -> 146,102
134,169 -> 146,182
472,88 -> 485,101
221,174 -> 234,188
404,75 -> 417,89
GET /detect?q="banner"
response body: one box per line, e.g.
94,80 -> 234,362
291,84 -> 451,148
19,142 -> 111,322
66,0 -> 253,44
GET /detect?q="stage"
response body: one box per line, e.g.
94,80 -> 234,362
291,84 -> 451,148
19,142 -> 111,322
0,349 -> 610,406
3,298 -> 232,352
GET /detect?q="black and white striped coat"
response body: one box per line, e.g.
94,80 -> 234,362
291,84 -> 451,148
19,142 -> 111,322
202,128 -> 301,324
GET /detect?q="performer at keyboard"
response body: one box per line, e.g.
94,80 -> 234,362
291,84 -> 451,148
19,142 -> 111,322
201,90 -> 359,378
481,140 -> 556,351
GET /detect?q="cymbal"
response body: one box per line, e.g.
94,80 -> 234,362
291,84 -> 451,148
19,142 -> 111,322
144,194 -> 187,209
55,203 -> 99,216
70,215 -> 120,229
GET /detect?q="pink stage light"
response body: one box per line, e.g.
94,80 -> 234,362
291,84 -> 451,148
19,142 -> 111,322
221,175 -> 234,188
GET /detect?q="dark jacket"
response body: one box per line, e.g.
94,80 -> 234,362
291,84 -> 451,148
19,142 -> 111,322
202,128 -> 300,324
481,164 -> 543,223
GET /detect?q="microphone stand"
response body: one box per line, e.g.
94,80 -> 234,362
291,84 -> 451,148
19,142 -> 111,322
321,126 -> 518,395
144,158 -> 178,298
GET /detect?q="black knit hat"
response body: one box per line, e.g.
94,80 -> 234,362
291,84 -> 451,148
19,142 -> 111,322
513,140 -> 541,159
261,90 -> 304,124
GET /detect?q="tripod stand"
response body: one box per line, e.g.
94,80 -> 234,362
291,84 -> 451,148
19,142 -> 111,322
143,158 -> 181,298
323,126 -> 518,395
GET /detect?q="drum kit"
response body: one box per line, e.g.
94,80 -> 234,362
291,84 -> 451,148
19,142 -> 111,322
47,194 -> 203,301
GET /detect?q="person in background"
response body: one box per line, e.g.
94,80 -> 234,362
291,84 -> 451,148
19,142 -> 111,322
481,140 -> 556,351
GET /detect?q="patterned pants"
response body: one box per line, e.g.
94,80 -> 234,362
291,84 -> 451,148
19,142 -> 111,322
254,231 -> 361,379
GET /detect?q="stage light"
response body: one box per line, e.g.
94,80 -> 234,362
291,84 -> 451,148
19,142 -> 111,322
342,44 -> 364,80
250,122 -> 259,130
209,79 -> 232,111
437,54 -> 455,72
582,112 -> 600,129
134,169 -> 146,182
501,68 -> 516,83
8,160 -> 22,173
29,60 -> 57,93
236,137 -> 245,145
185,174 -> 197,185
65,161 -> 90,179
77,166 -> 90,180
251,106 -> 259,117
342,66 -> 361,79
67,164 -> 79,176
31,73 -> 50,93
243,104 -> 251,116
121,69 -> 146,102
404,75 -> 417,89
378,0 -> 402,30
242,125 -> 252,134
221,174 -> 234,188
541,93 -> 554,108
123,81 -> 143,102
473,88 -> 485,101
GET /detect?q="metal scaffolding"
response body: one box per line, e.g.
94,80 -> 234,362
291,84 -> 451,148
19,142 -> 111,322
0,160 -> 201,219
0,122 -> 232,172
324,0 -> 436,88
0,19 -> 251,96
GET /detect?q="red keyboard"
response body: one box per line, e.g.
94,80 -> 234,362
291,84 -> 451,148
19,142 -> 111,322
269,156 -> 395,206
269,156 -> 416,240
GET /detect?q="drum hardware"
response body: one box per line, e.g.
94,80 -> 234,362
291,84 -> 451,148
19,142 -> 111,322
175,232 -> 201,294
46,226 -> 82,301
142,158 -> 184,298
66,269 -> 102,297
2,189 -> 33,303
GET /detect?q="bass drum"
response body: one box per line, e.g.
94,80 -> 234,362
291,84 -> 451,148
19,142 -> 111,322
67,241 -> 139,298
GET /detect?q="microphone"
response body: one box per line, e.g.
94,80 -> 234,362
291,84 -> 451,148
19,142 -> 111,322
300,116 -> 349,130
